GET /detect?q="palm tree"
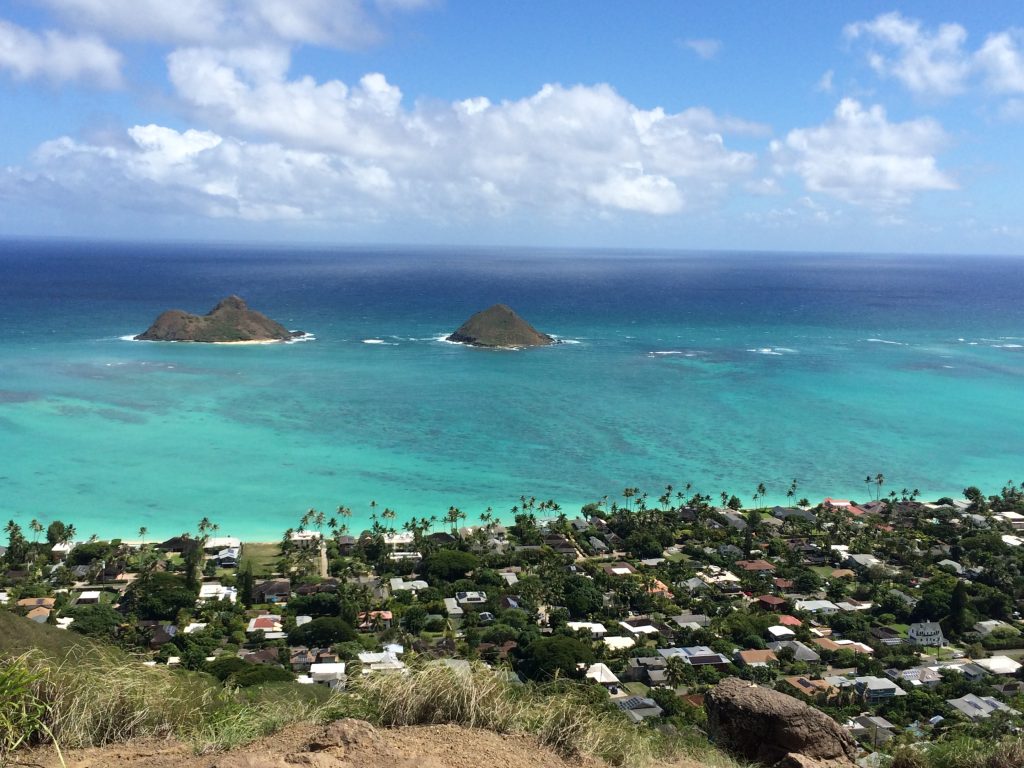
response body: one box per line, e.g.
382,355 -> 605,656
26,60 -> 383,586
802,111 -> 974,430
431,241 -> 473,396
754,482 -> 767,511
666,656 -> 692,689
875,473 -> 885,502
445,506 -> 463,534
138,526 -> 148,547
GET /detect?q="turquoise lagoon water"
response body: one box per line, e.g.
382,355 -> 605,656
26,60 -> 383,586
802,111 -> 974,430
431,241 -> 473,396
1,241 -> 1022,539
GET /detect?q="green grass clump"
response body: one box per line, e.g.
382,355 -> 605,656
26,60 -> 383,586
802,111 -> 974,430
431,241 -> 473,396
0,656 -> 51,766
321,661 -> 740,768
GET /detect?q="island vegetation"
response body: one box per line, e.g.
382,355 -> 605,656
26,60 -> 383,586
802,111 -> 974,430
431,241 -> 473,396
447,304 -> 554,348
134,295 -> 304,343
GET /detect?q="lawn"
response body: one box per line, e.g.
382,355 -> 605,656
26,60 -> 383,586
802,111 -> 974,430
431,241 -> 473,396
240,542 -> 281,577
622,681 -> 650,696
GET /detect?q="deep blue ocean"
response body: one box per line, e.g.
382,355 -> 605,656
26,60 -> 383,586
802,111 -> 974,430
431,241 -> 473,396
1,240 -> 1023,539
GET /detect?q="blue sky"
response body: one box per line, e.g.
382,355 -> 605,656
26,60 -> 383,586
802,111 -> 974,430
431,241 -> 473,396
1,1 -> 1023,254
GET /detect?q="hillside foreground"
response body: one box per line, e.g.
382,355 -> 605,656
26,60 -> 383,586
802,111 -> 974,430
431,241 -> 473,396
25,719 -> 708,768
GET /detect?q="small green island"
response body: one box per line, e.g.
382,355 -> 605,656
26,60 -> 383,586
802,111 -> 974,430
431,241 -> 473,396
134,296 -> 305,343
447,304 -> 555,348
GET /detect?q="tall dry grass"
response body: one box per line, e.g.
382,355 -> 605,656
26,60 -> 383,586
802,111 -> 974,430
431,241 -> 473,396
324,661 -> 740,767
11,648 -> 320,753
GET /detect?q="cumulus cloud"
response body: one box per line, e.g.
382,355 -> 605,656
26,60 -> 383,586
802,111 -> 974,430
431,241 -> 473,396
770,98 -> 956,205
35,0 -> 416,49
680,38 -> 722,60
0,17 -> 122,86
845,12 -> 1024,103
159,49 -> 758,217
844,12 -> 971,96
4,58 -> 760,223
976,30 -> 1024,94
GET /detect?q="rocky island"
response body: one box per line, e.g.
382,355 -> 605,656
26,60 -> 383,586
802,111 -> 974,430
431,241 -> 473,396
134,296 -> 304,343
447,304 -> 555,348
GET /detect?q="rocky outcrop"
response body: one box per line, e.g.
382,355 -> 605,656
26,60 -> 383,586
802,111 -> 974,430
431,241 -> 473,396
447,304 -> 554,348
135,296 -> 303,343
705,677 -> 858,767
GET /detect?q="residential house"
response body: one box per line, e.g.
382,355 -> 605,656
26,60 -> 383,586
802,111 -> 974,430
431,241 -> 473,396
602,562 -> 638,577
26,606 -> 50,623
767,625 -> 797,641
619,619 -> 660,638
946,694 -> 1018,721
908,621 -> 946,647
585,662 -> 621,689
616,696 -> 664,723
216,547 -> 240,568
567,621 -> 607,639
309,662 -> 346,690
736,559 -> 776,573
246,615 -> 284,638
17,597 -> 56,610
389,577 -> 429,594
198,583 -> 237,603
51,541 -> 75,562
795,599 -> 840,615
252,579 -> 291,604
358,611 -> 393,631
623,657 -> 666,684
814,638 -> 874,655
854,676 -> 906,704
846,553 -> 884,571
357,651 -> 405,674
659,646 -> 731,668
886,666 -> 944,688
850,715 -> 897,747
758,595 -> 786,612
768,640 -> 820,662
672,613 -> 710,630
783,676 -> 836,701
974,619 -> 1015,637
974,656 -> 1023,676
736,649 -> 777,667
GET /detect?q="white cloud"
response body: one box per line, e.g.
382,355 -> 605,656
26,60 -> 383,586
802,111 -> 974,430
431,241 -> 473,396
157,49 -> 758,217
6,60 -> 759,222
0,17 -> 122,87
976,30 -> 1024,94
771,98 -> 956,205
844,12 -> 971,96
34,0 -> 228,44
680,38 -> 721,60
845,12 -> 1024,106
35,0 -> 419,49
816,69 -> 834,93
